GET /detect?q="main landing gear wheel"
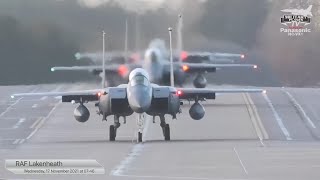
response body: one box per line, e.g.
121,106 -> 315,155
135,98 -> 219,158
138,132 -> 143,143
163,124 -> 170,141
109,125 -> 116,141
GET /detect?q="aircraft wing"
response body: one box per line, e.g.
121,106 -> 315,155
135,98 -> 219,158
177,51 -> 245,62
176,88 -> 266,100
187,52 -> 244,58
51,65 -> 120,72
11,89 -> 107,102
11,89 -> 105,98
170,62 -> 257,73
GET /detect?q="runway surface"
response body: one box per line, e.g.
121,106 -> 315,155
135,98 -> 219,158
0,83 -> 320,179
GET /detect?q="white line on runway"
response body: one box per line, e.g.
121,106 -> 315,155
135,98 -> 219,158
12,118 -> 26,129
233,147 -> 248,175
35,118 -> 46,129
242,93 -> 267,147
12,139 -> 20,144
262,93 -> 292,140
32,104 -> 38,108
111,114 -> 151,176
40,96 -> 48,100
283,90 -> 316,129
0,98 -> 22,118
26,102 -> 61,140
19,139 -> 25,144
110,144 -> 145,176
30,117 -> 42,129
0,87 -> 40,118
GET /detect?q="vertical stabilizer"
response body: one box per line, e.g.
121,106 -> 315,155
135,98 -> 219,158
177,14 -> 183,62
168,27 -> 174,87
125,18 -> 128,63
102,31 -> 106,89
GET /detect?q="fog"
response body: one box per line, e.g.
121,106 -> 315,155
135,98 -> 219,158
0,0 -> 318,86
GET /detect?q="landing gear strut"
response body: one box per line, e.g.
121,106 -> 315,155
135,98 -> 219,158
137,113 -> 145,143
109,115 -> 121,141
160,116 -> 170,141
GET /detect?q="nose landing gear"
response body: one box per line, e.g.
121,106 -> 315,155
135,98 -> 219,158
137,113 -> 145,143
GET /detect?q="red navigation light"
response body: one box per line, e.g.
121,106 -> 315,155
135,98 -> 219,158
182,65 -> 189,72
118,65 -> 128,77
176,90 -> 182,96
97,92 -> 102,97
240,54 -> 245,59
180,51 -> 188,61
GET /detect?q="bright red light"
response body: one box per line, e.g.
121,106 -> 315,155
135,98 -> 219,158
97,92 -> 102,97
176,90 -> 182,96
118,65 -> 128,77
180,51 -> 188,61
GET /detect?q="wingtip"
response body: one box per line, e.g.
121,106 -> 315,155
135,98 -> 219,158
50,68 -> 55,72
11,95 -> 15,99
262,90 -> 267,94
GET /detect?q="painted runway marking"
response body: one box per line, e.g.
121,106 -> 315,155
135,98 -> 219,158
233,147 -> 248,175
26,102 -> 61,140
40,96 -> 48,100
0,98 -> 22,118
283,90 -> 316,129
262,93 -> 292,140
111,114 -> 151,176
246,93 -> 269,139
35,118 -> 46,129
110,144 -> 145,176
12,139 -> 20,144
242,93 -> 268,146
0,87 -> 40,118
19,139 -> 25,144
30,117 -> 42,129
13,118 -> 26,129
32,104 -> 38,108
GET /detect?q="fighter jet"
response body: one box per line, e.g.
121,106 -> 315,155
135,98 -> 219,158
52,39 -> 257,88
11,67 -> 265,142
11,31 -> 266,142
281,5 -> 313,17
74,15 -> 245,64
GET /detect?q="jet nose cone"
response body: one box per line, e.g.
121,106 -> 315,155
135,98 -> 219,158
128,86 -> 151,113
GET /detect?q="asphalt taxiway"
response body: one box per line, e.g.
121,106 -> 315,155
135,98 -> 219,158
0,83 -> 320,179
